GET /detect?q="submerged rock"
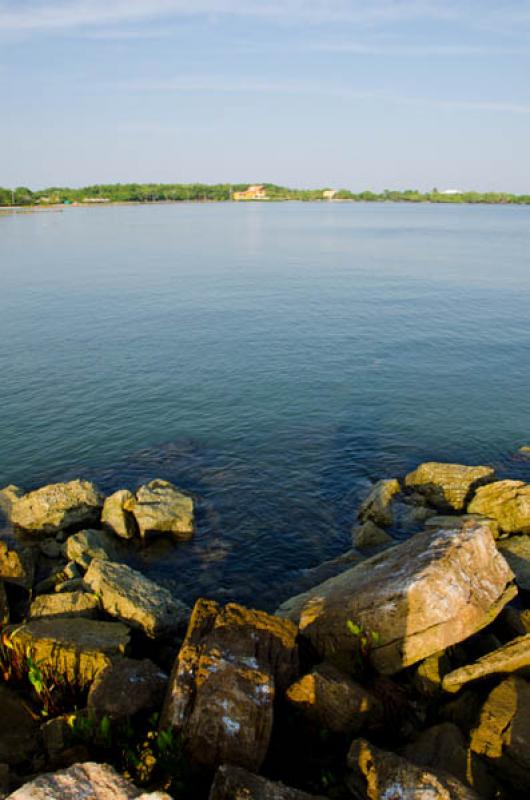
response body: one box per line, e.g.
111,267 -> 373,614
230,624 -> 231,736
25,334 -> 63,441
29,591 -> 100,620
468,480 -> 530,534
6,762 -> 172,799
65,528 -> 121,569
358,478 -> 401,527
347,738 -> 481,799
351,520 -> 393,553
160,598 -> 298,772
126,479 -> 194,541
442,633 -> 530,693
404,462 -> 495,511
498,535 -> 530,590
5,618 -> 130,687
470,675 -> 530,795
276,523 -> 516,674
101,490 -> 138,539
209,764 -> 325,800
88,658 -> 168,720
286,662 -> 382,734
0,686 -> 40,767
10,480 -> 104,536
84,559 -> 189,638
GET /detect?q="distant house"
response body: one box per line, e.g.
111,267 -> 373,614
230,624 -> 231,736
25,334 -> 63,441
439,189 -> 463,195
323,189 -> 337,200
233,184 -> 267,201
82,197 -> 110,203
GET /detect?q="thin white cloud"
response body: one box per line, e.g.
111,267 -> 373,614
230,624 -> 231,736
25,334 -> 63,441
305,40 -> 527,57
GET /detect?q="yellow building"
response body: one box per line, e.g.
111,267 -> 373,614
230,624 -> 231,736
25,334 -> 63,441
233,184 -> 267,201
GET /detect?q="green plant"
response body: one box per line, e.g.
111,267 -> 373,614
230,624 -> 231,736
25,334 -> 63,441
346,620 -> 380,676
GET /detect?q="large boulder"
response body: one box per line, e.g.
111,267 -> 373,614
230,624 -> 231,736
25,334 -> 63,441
286,662 -> 382,734
101,489 -> 138,539
498,535 -> 530,590
160,599 -> 298,772
404,462 -> 495,511
6,762 -> 171,799
88,658 -> 168,720
0,532 -> 36,589
209,765 -> 325,800
125,480 -> 194,541
470,675 -> 530,795
347,738 -> 481,799
5,618 -> 130,687
443,633 -> 530,693
84,559 -> 189,638
0,686 -> 40,766
468,480 -> 530,534
65,528 -> 121,569
358,479 -> 401,526
29,591 -> 100,620
10,480 -> 104,535
276,523 -> 516,674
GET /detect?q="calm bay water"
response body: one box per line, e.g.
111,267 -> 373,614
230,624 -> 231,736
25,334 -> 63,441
1,201 -> 530,608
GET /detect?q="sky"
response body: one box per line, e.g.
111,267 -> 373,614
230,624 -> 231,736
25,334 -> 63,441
2,0 -> 530,191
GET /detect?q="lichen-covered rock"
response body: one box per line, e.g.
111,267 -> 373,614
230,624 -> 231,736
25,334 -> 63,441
6,762 -> 172,799
358,479 -> 401,526
160,599 -> 298,772
10,480 -> 104,536
101,490 -> 138,539
88,658 -> 168,720
65,528 -> 121,569
470,676 -> 530,795
468,480 -> 530,534
442,633 -> 530,693
348,738 -> 481,799
498,535 -> 530,590
351,520 -> 393,553
0,533 -> 36,589
0,686 -> 40,766
286,663 -> 382,734
125,480 -> 194,541
5,618 -> 130,687
404,462 -> 495,511
84,559 -> 189,638
0,582 -> 9,625
29,591 -> 100,620
276,523 -> 515,674
209,764 -> 325,800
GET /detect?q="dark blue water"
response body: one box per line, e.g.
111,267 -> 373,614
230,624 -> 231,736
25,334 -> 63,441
1,202 -> 530,608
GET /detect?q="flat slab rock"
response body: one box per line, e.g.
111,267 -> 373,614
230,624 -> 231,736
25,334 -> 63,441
404,462 -> 495,511
209,764 -> 326,800
443,633 -> 530,693
468,480 -> 530,534
5,618 -> 130,687
276,523 -> 515,674
160,599 -> 298,772
6,762 -> 171,799
84,559 -> 190,638
29,591 -> 100,620
10,480 -> 104,535
348,739 -> 481,799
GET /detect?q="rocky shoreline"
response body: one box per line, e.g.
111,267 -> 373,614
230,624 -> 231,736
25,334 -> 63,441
1,461 -> 530,798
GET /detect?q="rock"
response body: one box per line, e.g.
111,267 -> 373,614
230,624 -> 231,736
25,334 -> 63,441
0,686 -> 40,766
0,533 -> 36,589
5,618 -> 130,687
494,605 -> 528,639
65,528 -> 121,570
518,445 -> 530,454
126,480 -> 194,541
29,591 -> 100,620
101,489 -> 138,539
40,717 -> 75,764
0,486 -> 24,516
498,535 -> 530,590
276,523 -> 516,675
358,478 -> 401,526
160,599 -> 298,771
351,521 -> 393,553
347,738 -> 481,799
88,658 -> 168,719
424,514 -> 500,539
5,762 -> 172,799
55,578 -> 85,593
442,633 -> 530,693
0,582 -> 9,625
84,559 -> 189,638
208,764 -> 324,800
10,480 -> 104,536
440,690 -> 484,733
286,663 -> 382,734
470,675 -> 530,795
404,462 -> 495,512
402,723 -> 499,799
413,650 -> 451,697
39,538 -> 62,559
34,561 -> 80,594
468,480 -> 530,534
0,764 -> 9,794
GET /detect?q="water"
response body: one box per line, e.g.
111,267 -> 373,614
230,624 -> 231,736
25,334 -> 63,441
1,201 -> 530,609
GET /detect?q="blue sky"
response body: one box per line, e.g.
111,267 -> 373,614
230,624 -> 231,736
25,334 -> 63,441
2,0 -> 530,191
